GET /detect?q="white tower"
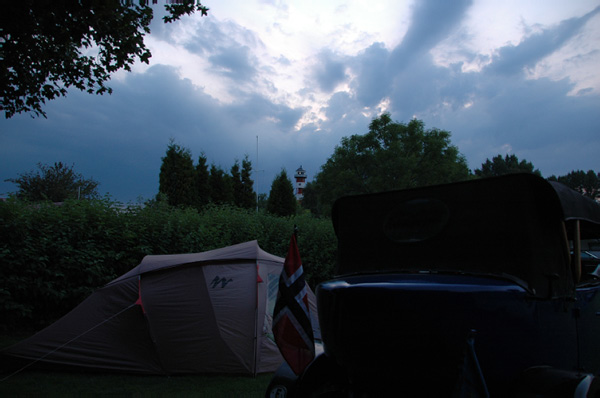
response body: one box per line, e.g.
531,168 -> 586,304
294,166 -> 307,202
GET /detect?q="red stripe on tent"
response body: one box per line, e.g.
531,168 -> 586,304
134,277 -> 145,314
256,264 -> 263,283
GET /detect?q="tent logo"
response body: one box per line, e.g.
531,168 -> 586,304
211,276 -> 233,288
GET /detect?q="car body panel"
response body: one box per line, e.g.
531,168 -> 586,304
317,273 -> 578,395
266,174 -> 600,397
575,283 -> 600,372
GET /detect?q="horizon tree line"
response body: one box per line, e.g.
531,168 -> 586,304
5,115 -> 600,218
158,140 -> 257,211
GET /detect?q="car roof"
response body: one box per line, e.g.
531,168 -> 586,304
548,180 -> 600,239
332,174 -> 600,297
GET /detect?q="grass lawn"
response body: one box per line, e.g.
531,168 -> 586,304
0,334 -> 273,397
0,371 -> 273,397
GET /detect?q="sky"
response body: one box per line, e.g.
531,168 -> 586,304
1,0 -> 599,202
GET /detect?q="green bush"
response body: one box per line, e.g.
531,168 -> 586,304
0,198 -> 125,331
0,198 -> 336,332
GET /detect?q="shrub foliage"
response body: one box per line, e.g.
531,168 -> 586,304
0,198 -> 336,332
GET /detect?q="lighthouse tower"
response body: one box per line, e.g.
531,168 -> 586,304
294,166 -> 307,202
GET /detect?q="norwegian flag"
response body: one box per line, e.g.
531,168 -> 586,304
272,233 -> 315,375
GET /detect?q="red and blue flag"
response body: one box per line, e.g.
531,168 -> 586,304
272,233 -> 315,375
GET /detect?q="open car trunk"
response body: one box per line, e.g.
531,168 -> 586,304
317,174 -> 600,395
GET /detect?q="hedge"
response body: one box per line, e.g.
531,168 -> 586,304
0,198 -> 336,332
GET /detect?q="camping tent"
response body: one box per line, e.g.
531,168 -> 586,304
1,241 -> 320,375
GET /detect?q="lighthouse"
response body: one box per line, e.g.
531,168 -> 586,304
294,166 -> 307,202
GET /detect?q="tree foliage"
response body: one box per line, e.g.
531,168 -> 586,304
158,142 -> 256,210
548,170 -> 600,199
300,181 -> 320,216
240,155 -> 257,209
230,156 -> 256,209
209,164 -> 234,205
0,0 -> 208,118
158,140 -> 196,207
5,162 -> 99,202
474,154 -> 541,178
231,161 -> 244,206
195,153 -> 210,208
312,113 -> 471,216
267,170 -> 296,217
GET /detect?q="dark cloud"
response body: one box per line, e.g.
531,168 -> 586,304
394,0 -> 473,57
2,2 -> 598,202
312,2 -> 599,180
388,54 -> 453,116
0,61 -> 316,200
226,93 -> 303,131
394,63 -> 600,176
209,45 -> 257,81
351,42 -> 390,107
321,91 -> 356,121
348,0 -> 474,109
487,6 -> 600,76
170,18 -> 264,83
313,50 -> 348,93
1,65 -> 220,200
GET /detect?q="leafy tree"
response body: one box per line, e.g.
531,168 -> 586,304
301,181 -> 320,216
267,170 -> 296,217
1,0 -> 208,118
474,154 -> 541,178
6,162 -> 99,201
195,153 -> 210,208
209,164 -> 234,205
158,141 -> 196,207
548,170 -> 600,199
313,113 -> 471,216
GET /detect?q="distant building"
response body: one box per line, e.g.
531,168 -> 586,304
294,166 -> 306,202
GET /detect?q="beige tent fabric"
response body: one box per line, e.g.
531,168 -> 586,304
1,241 -> 320,375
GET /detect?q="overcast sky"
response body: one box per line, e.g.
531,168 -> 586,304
1,0 -> 599,202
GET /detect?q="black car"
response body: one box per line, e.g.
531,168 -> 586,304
266,174 -> 600,397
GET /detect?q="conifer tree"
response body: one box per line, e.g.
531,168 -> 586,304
195,153 -> 210,208
158,141 -> 196,207
241,155 -> 257,209
231,160 -> 245,207
267,170 -> 296,217
209,164 -> 234,205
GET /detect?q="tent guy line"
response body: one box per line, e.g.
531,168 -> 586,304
0,302 -> 138,382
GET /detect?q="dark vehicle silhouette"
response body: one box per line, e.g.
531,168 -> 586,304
266,174 -> 600,397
